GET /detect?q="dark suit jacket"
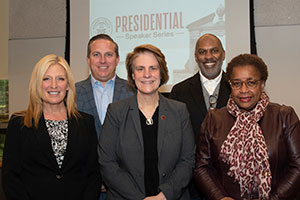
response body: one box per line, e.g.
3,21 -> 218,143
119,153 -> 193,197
75,75 -> 135,137
2,112 -> 101,200
98,94 -> 195,200
169,72 -> 231,139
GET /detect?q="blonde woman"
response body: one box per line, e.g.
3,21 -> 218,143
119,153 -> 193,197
2,54 -> 101,200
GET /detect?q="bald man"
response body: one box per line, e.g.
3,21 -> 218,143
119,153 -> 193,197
169,33 -> 231,199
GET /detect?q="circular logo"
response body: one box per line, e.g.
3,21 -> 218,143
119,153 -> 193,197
91,17 -> 113,36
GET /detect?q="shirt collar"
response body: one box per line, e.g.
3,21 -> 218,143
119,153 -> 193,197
91,74 -> 116,88
199,70 -> 222,85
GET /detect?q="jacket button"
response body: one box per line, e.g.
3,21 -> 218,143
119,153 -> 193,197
162,173 -> 166,177
56,174 -> 63,180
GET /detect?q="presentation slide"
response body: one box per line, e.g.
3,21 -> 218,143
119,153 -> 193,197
71,0 -> 250,91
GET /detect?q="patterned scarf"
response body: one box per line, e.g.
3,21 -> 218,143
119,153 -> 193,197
220,92 -> 272,199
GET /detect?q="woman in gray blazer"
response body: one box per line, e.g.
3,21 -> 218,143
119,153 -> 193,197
98,44 -> 195,200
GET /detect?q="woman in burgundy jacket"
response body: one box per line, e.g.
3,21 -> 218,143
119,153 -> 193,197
194,54 -> 300,200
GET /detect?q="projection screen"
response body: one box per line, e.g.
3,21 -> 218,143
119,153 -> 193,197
70,0 -> 250,92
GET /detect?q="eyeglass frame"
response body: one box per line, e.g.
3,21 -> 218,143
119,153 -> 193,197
229,79 -> 261,90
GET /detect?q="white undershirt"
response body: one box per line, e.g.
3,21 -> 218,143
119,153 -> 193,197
199,70 -> 222,95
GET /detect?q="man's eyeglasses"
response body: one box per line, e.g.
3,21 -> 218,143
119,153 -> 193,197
229,79 -> 261,89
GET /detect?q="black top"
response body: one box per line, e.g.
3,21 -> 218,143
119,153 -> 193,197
139,106 -> 159,196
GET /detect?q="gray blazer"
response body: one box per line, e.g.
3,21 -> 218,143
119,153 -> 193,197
98,94 -> 195,200
75,75 -> 135,137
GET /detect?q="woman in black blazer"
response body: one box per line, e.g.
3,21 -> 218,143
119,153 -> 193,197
2,54 -> 101,200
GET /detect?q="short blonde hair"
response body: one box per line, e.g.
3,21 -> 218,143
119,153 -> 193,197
17,54 -> 79,128
126,44 -> 169,89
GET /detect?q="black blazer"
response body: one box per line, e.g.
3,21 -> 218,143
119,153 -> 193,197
169,72 -> 231,139
2,112 -> 101,200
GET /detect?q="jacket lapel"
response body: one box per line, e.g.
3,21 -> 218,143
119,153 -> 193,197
189,73 -> 208,114
113,76 -> 123,102
128,96 -> 144,150
34,115 -> 59,169
82,77 -> 101,125
60,117 -> 75,170
157,94 -> 168,156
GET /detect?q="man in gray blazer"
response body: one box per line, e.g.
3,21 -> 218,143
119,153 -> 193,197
76,34 -> 134,137
75,34 -> 134,199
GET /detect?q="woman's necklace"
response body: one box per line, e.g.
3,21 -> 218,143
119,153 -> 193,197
137,94 -> 159,126
146,118 -> 153,126
139,105 -> 157,126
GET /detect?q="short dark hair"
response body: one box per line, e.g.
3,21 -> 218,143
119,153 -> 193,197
195,33 -> 224,54
87,34 -> 119,57
126,44 -> 169,89
226,54 -> 268,82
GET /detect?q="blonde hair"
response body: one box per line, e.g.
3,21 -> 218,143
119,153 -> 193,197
15,54 -> 79,128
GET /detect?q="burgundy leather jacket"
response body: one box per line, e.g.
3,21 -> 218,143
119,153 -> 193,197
194,103 -> 300,200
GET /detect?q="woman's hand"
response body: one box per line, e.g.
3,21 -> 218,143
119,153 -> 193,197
221,197 -> 234,200
144,192 -> 167,200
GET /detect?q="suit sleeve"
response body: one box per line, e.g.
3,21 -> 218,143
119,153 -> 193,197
2,116 -> 30,200
270,107 -> 300,200
158,104 -> 195,200
98,104 -> 145,200
194,112 -> 227,200
83,115 -> 101,200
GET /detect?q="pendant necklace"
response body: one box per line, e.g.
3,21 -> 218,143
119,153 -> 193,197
139,106 -> 154,126
146,118 -> 153,126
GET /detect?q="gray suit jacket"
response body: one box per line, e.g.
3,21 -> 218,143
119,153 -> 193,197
98,94 -> 195,200
75,75 -> 135,137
